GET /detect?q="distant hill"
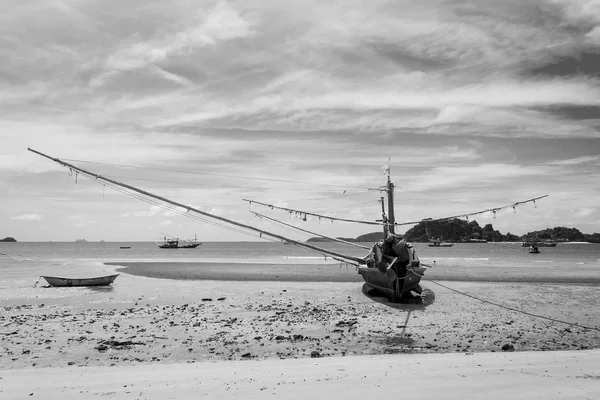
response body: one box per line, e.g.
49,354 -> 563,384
306,222 -> 600,244
0,237 -> 17,242
404,220 -> 599,243
306,231 -> 383,243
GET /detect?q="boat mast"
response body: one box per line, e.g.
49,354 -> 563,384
380,196 -> 389,239
386,169 -> 395,235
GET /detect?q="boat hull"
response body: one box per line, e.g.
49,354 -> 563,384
358,265 -> 425,302
42,274 -> 119,287
158,243 -> 201,249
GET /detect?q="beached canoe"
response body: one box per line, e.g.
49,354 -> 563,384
42,274 -> 119,287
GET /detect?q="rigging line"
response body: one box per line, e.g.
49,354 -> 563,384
87,175 -> 275,241
392,195 -> 549,227
244,195 -> 548,228
251,211 -> 371,250
103,175 -> 317,192
243,199 -> 383,226
425,279 -> 600,332
96,179 -> 275,241
30,148 -> 364,264
59,158 -> 371,190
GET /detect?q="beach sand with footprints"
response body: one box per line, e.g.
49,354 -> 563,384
2,262 -> 600,399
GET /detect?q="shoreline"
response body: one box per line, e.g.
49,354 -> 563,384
108,261 -> 600,284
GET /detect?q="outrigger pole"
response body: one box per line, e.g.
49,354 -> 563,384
27,148 -> 366,265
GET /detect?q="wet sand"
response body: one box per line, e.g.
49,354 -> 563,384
110,261 -> 600,284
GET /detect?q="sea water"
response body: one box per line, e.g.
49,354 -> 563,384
1,241 -> 598,302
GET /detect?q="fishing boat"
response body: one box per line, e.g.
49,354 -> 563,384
355,174 -> 426,302
41,274 -> 119,287
27,148 -> 549,303
120,246 -> 131,249
158,235 -> 201,249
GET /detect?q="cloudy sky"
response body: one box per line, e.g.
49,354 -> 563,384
1,0 -> 599,242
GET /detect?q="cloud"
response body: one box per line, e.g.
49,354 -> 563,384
547,155 -> 600,166
104,2 -> 252,72
572,208 -> 596,218
121,205 -> 165,217
2,0 -> 600,241
11,213 -> 43,221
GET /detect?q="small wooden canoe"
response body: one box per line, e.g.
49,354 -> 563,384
42,274 -> 119,287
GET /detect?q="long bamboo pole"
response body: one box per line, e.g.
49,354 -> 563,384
28,148 -> 366,264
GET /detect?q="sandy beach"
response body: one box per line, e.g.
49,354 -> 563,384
2,261 -> 599,399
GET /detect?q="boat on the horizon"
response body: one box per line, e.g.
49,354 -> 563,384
526,234 -> 541,254
158,234 -> 202,249
41,274 -> 119,287
428,238 -> 454,247
528,245 -> 540,254
119,246 -> 131,249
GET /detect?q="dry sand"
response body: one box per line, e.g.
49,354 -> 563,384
1,262 -> 599,399
3,350 -> 599,399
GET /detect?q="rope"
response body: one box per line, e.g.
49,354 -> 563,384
424,278 -> 600,331
251,211 -> 370,250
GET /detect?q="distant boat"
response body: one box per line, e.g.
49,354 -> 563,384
41,274 -> 119,287
528,245 -> 540,254
158,234 -> 202,249
119,246 -> 131,249
428,239 -> 454,247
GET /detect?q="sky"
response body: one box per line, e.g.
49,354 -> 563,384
1,0 -> 599,242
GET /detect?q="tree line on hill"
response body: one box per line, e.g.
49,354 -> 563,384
306,220 -> 600,243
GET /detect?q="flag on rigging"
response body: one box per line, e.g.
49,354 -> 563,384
381,158 -> 391,175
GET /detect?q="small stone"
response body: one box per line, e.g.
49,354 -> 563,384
501,343 -> 514,352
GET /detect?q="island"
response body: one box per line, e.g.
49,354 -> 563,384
0,237 -> 17,242
307,221 -> 600,243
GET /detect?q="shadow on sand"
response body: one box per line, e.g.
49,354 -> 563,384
361,283 -> 436,311
88,286 -> 115,293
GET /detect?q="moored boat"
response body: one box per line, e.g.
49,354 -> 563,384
356,173 -> 426,302
42,274 -> 119,287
